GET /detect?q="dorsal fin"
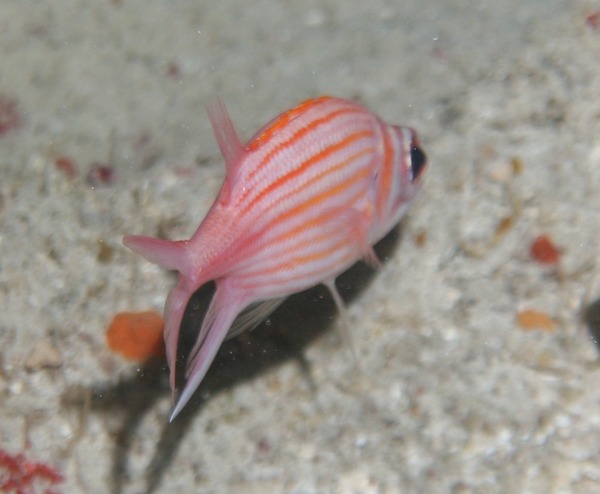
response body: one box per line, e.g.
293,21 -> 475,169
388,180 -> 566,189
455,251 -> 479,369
207,98 -> 245,175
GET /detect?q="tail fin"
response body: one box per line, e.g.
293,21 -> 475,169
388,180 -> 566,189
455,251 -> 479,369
169,282 -> 246,421
162,277 -> 196,391
123,235 -> 190,273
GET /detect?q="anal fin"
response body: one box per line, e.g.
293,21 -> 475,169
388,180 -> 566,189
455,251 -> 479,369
227,297 -> 287,339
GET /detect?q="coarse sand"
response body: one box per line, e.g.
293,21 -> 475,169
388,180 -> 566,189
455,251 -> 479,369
1,1 -> 600,492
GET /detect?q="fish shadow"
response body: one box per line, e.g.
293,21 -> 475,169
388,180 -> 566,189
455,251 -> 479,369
584,295 -> 600,351
72,225 -> 403,493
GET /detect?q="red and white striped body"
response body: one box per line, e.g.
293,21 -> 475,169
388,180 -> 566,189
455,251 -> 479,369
124,96 -> 427,419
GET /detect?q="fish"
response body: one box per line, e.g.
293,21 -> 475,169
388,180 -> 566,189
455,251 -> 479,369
123,96 -> 427,420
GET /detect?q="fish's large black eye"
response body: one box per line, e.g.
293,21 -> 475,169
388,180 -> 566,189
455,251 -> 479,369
410,146 -> 426,181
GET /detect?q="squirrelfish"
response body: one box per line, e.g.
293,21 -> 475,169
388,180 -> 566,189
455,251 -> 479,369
124,96 -> 427,420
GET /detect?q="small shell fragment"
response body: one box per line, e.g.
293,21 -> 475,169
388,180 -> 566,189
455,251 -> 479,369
530,234 -> 561,265
24,340 -> 63,371
106,311 -> 165,361
516,309 -> 556,332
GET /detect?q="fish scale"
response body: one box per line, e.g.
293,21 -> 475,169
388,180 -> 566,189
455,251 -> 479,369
124,96 -> 427,420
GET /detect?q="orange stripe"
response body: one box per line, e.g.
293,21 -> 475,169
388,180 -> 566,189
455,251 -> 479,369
243,236 -> 349,278
265,149 -> 373,244
242,106 -> 364,198
377,124 -> 394,217
237,147 -> 373,252
236,228 -> 337,278
242,130 -> 373,216
272,211 -> 339,246
241,164 -> 372,270
247,97 -> 332,151
290,240 -> 347,266
270,154 -> 372,224
239,241 -> 358,287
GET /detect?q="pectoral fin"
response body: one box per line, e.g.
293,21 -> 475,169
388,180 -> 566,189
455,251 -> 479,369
322,206 -> 381,269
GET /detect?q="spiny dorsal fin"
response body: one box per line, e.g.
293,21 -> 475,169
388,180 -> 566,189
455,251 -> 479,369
207,98 -> 245,175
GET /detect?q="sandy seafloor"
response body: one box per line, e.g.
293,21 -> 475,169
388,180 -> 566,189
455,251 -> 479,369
2,0 -> 600,492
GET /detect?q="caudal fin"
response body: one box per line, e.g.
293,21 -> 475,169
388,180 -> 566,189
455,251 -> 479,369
123,235 -> 190,273
169,282 -> 246,421
162,277 -> 196,391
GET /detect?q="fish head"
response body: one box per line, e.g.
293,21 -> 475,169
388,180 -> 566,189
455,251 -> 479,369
370,124 -> 427,243
384,125 -> 427,220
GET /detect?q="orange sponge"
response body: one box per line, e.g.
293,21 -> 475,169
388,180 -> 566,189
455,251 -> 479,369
106,311 -> 165,361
